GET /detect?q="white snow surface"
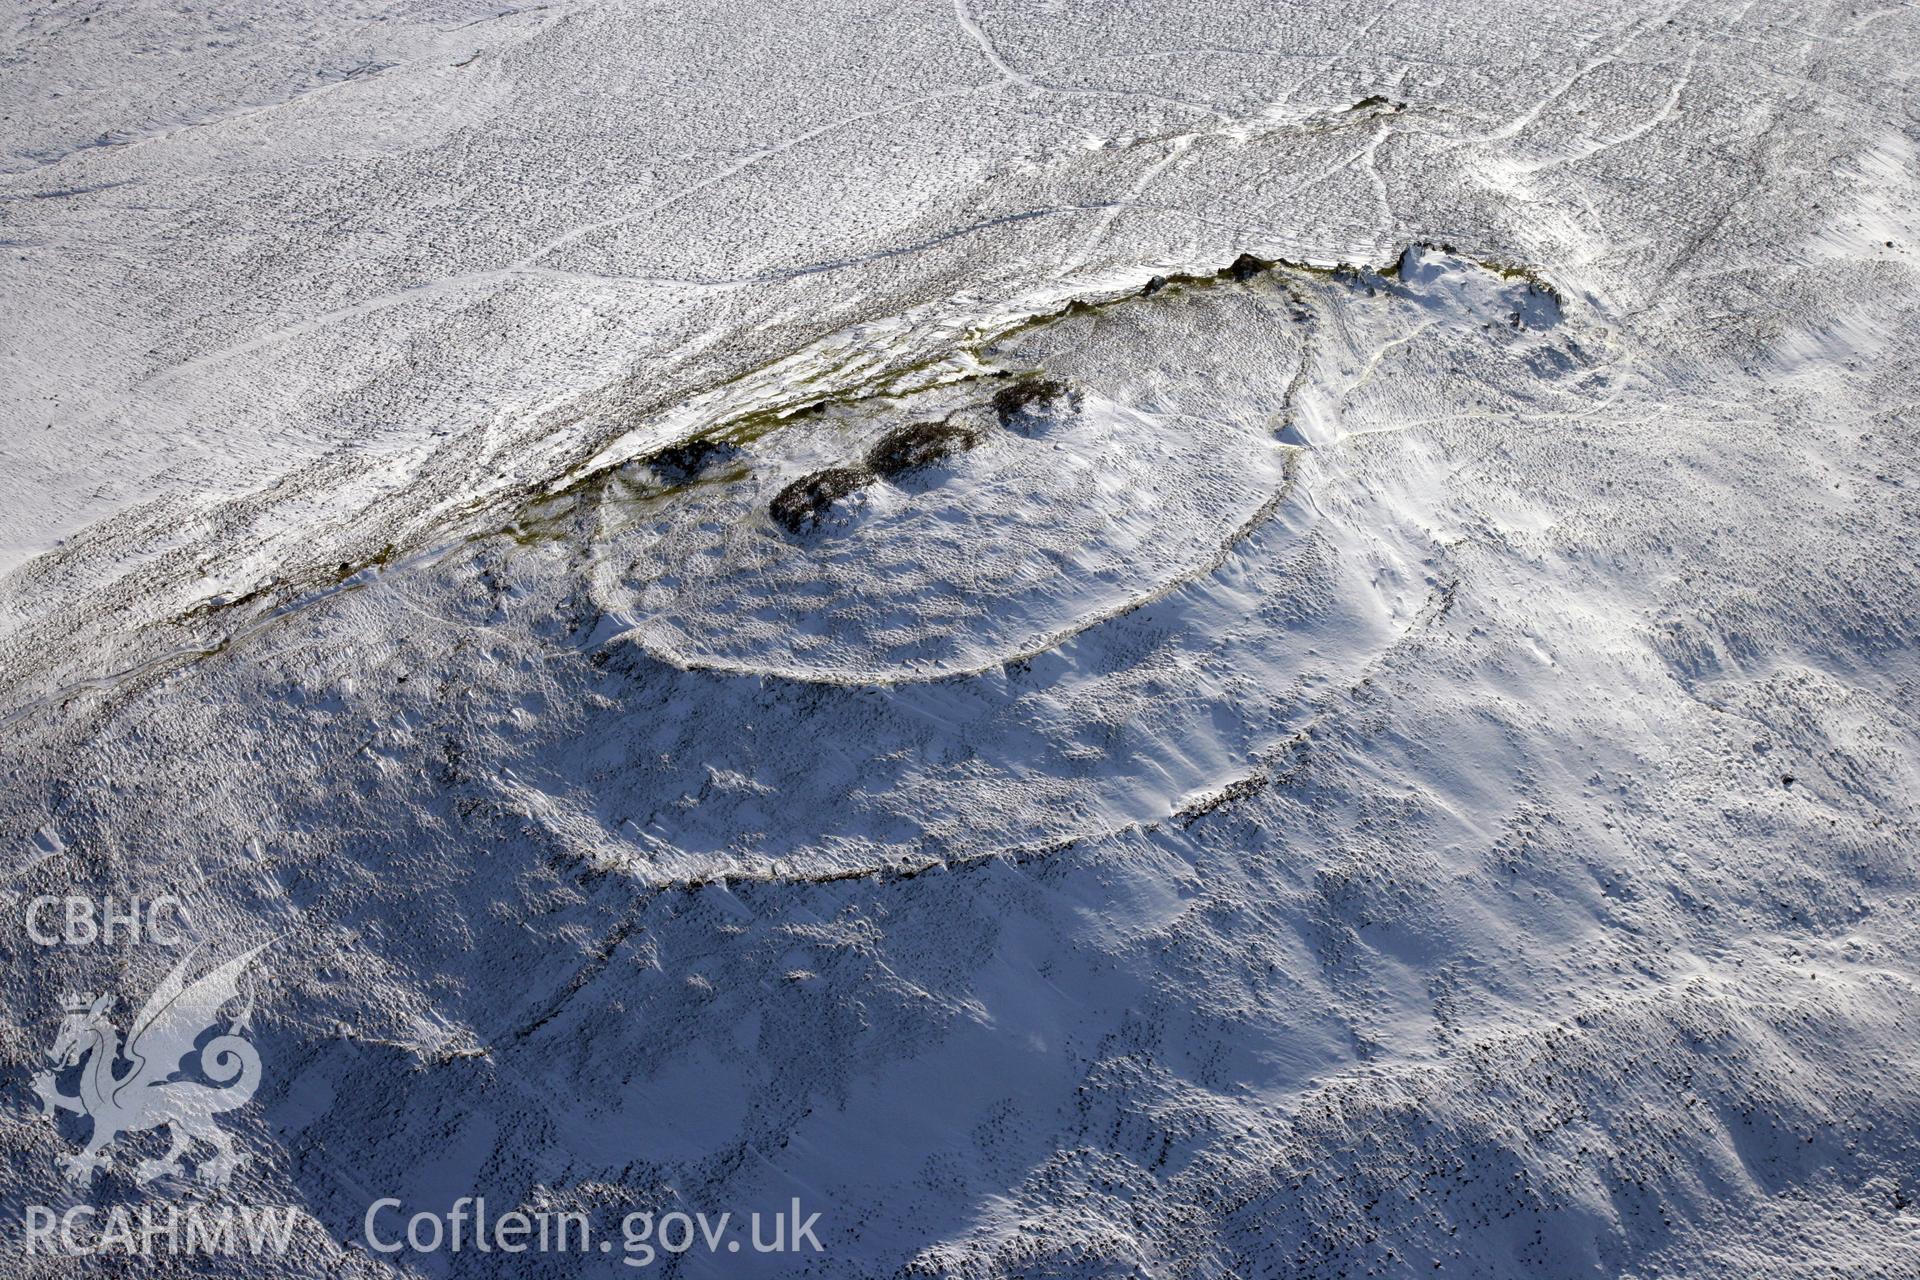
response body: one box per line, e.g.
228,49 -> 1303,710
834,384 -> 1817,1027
3,1 -> 1920,1277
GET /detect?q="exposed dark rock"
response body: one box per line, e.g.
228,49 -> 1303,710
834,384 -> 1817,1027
991,377 -> 1082,436
1227,252 -> 1266,281
865,420 -> 980,481
1142,274 -> 1168,297
769,466 -> 873,534
642,436 -> 740,484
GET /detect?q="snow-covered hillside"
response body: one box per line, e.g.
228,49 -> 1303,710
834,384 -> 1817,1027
2,1 -> 1918,1276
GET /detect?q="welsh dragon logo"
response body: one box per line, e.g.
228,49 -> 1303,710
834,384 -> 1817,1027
31,942 -> 269,1188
